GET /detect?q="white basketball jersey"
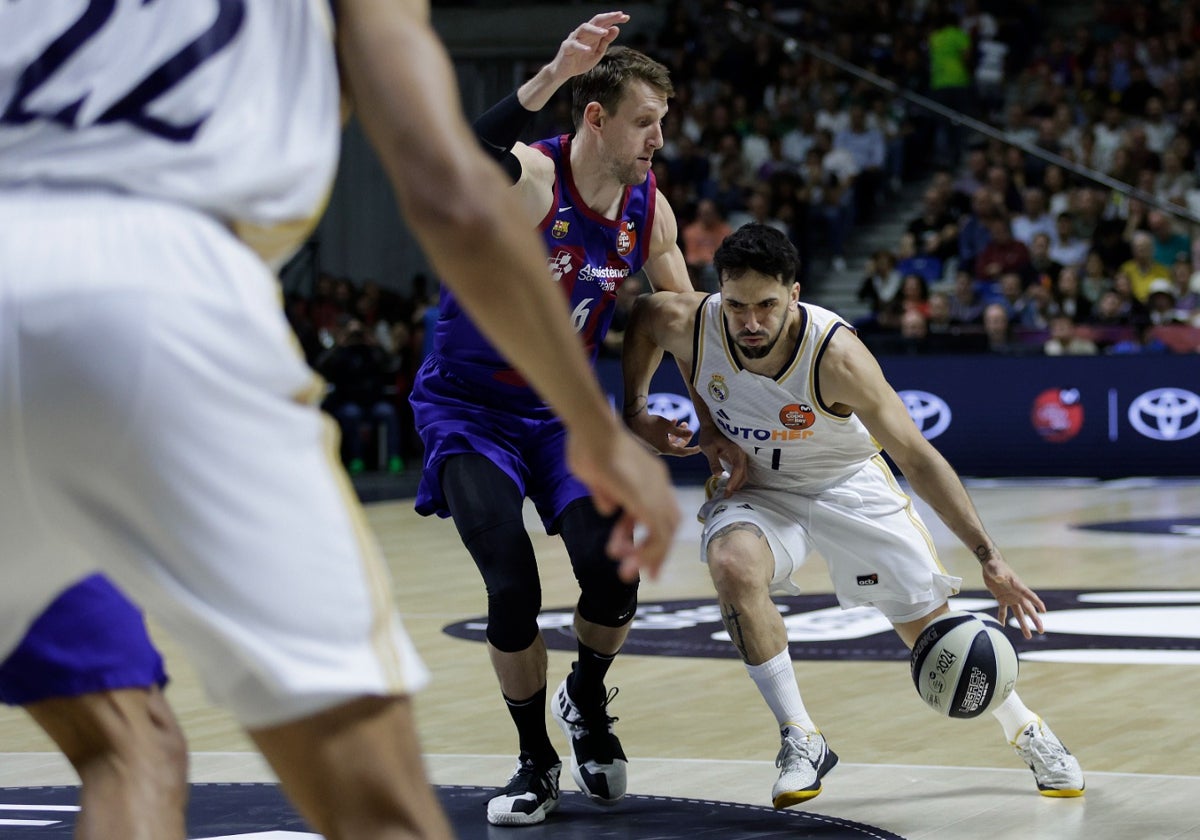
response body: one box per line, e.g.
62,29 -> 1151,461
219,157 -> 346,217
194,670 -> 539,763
0,0 -> 340,265
691,295 -> 880,493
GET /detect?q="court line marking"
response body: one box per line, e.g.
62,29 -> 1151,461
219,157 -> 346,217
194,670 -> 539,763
422,753 -> 1200,781
5,752 -> 1197,783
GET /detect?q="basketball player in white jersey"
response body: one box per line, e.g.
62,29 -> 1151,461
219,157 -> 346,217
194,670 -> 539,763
621,224 -> 1084,808
0,2 -> 680,839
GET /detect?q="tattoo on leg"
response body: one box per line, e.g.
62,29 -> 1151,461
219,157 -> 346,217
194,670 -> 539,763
711,521 -> 765,542
721,602 -> 751,662
708,521 -> 764,663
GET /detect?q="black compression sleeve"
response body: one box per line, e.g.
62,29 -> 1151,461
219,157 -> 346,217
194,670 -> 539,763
474,91 -> 535,183
474,91 -> 535,157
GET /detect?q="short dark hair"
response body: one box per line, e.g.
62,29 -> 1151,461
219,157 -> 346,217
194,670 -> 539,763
571,46 -> 674,127
713,224 -> 799,285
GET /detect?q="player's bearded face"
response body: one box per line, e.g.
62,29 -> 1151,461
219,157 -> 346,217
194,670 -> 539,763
734,316 -> 787,359
723,274 -> 796,359
603,129 -> 657,186
607,148 -> 645,186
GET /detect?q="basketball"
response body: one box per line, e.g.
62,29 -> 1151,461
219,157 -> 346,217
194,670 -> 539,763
910,611 -> 1019,719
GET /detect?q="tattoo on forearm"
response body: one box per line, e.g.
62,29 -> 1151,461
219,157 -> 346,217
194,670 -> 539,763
721,602 -> 751,662
710,522 -> 765,542
974,544 -> 995,564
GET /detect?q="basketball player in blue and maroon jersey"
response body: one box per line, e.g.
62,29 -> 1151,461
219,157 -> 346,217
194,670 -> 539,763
410,13 -> 696,826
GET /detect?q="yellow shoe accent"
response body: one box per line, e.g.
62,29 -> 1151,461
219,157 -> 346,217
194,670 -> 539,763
773,786 -> 824,809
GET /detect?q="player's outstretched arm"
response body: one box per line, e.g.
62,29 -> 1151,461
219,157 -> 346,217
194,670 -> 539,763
817,328 -> 1047,638
621,291 -> 704,454
639,191 -> 750,487
517,11 -> 628,112
626,193 -> 703,456
473,11 -> 629,209
642,189 -> 695,294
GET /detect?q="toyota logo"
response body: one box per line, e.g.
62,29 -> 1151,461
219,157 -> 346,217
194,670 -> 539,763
898,390 -> 953,440
1128,388 -> 1200,441
646,392 -> 699,431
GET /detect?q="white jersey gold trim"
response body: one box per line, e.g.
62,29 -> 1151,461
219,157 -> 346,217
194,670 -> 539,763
693,296 -> 880,493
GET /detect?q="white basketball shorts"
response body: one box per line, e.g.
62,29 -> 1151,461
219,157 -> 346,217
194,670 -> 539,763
0,189 -> 428,728
699,455 -> 962,623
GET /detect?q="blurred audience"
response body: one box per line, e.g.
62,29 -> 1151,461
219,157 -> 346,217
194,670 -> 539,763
317,317 -> 403,475
284,0 -> 1200,420
1044,313 -> 1099,356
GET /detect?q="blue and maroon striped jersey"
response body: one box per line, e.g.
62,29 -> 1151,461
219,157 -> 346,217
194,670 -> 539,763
431,133 -> 655,400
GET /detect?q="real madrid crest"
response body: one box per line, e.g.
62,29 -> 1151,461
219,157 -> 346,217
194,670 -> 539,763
708,373 -> 729,402
551,219 -> 570,239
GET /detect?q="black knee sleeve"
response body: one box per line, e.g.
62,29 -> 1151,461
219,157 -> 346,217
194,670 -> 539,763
558,499 -> 640,627
442,455 -> 542,652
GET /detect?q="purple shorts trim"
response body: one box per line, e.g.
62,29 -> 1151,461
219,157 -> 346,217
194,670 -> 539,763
0,574 -> 167,706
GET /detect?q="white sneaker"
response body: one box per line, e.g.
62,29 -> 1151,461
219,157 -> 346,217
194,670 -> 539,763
486,754 -> 561,825
551,676 -> 627,804
771,725 -> 838,808
1012,718 -> 1085,797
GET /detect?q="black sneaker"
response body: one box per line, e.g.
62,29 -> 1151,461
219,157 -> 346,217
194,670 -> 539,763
552,677 -> 627,804
486,754 -> 561,826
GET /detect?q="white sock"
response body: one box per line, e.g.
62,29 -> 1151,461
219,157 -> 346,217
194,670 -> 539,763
991,690 -> 1037,742
745,649 -> 815,732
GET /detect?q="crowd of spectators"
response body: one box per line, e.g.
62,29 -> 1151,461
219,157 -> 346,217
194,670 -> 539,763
852,0 -> 1200,356
285,273 -> 438,472
288,0 -> 1200,472
512,0 -> 997,286
290,0 -> 978,470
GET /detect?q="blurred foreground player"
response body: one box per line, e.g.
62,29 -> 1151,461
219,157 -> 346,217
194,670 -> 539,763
0,2 -> 679,838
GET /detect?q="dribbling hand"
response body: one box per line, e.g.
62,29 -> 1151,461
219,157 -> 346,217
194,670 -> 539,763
625,410 -> 702,457
979,551 -> 1046,639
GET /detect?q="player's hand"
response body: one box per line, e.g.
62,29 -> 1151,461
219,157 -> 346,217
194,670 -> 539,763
547,11 -> 629,81
625,410 -> 702,457
567,427 -> 681,582
700,428 -> 747,496
979,552 -> 1046,639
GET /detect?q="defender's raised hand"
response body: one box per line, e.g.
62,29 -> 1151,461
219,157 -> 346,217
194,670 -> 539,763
547,12 -> 630,80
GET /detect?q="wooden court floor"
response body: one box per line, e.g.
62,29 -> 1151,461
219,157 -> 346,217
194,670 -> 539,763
1,479 -> 1198,839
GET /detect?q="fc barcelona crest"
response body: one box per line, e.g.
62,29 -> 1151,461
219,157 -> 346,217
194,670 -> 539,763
551,219 -> 570,239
